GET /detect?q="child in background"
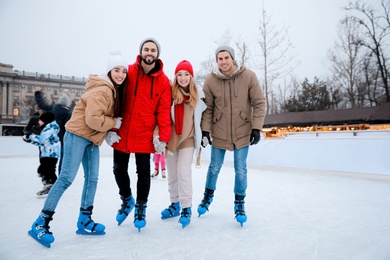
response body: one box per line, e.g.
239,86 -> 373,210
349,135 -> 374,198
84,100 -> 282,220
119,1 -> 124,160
23,105 -> 43,143
29,112 -> 61,198
151,152 -> 166,178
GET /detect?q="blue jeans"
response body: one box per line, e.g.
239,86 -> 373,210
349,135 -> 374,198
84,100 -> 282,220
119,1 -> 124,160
43,131 -> 100,211
205,145 -> 249,197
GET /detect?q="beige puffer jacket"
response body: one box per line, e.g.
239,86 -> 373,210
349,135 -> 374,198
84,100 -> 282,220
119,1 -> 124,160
201,64 -> 266,151
65,74 -> 118,146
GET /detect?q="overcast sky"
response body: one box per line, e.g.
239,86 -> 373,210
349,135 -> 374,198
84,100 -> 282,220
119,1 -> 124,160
0,0 -> 382,82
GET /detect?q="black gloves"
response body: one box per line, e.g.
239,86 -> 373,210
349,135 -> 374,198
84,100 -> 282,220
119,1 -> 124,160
201,131 -> 212,148
250,129 -> 260,145
23,135 -> 31,143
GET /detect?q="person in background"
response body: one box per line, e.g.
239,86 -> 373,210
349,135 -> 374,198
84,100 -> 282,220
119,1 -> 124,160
29,112 -> 60,198
160,60 -> 206,228
28,50 -> 127,248
151,151 -> 166,179
23,105 -> 43,143
198,46 -> 266,227
34,86 -> 72,173
109,37 -> 171,232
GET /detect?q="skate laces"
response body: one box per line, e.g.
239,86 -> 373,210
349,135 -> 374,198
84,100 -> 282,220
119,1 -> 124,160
119,196 -> 132,214
37,213 -> 53,235
166,203 -> 179,215
234,200 -> 245,216
79,210 -> 100,231
135,203 -> 147,220
181,208 -> 191,218
200,193 -> 214,208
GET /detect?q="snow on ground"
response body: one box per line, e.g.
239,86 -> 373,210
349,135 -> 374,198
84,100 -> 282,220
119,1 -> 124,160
0,136 -> 390,260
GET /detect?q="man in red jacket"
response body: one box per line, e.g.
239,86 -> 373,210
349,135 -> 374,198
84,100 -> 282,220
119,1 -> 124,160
108,37 -> 172,232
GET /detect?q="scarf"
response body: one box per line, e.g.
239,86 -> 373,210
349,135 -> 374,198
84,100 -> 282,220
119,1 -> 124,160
174,94 -> 190,135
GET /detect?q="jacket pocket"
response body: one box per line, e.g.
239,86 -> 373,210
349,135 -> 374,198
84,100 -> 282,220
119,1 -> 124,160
235,111 -> 252,139
211,112 -> 228,141
144,118 -> 157,130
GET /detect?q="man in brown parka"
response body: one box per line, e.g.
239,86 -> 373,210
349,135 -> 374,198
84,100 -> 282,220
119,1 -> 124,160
197,45 -> 266,227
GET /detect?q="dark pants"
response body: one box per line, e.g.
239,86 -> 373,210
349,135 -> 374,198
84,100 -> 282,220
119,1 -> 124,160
113,149 -> 151,202
37,157 -> 58,185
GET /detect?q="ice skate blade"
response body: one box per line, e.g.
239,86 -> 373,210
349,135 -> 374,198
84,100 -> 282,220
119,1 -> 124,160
161,212 -> 180,219
180,221 -> 190,229
116,214 -> 129,226
134,219 -> 146,233
28,230 -> 52,248
235,216 -> 246,227
116,204 -> 135,226
76,229 -> 106,235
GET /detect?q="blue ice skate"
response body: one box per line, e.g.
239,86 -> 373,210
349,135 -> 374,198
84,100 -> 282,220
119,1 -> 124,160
161,202 -> 180,219
197,189 -> 214,217
28,210 -> 55,248
179,207 -> 192,228
234,196 -> 247,227
116,195 -> 135,225
76,206 -> 106,235
134,202 -> 147,232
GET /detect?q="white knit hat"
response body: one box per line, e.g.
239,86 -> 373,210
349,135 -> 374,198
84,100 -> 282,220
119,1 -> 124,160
106,49 -> 127,73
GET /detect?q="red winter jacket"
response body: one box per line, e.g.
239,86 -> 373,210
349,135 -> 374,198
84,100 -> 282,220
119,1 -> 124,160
112,55 -> 172,153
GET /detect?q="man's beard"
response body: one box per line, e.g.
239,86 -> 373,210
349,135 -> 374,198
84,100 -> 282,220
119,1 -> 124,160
142,55 -> 157,65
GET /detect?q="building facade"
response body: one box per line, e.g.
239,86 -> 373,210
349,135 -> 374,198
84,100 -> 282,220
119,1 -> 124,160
0,62 -> 87,135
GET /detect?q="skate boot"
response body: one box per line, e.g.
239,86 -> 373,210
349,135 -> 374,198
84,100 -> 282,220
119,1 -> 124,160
76,206 -> 106,235
234,195 -> 247,227
179,207 -> 192,228
161,170 -> 166,178
151,170 -> 159,178
161,202 -> 180,219
134,201 -> 147,232
36,184 -> 52,199
116,195 -> 135,225
28,210 -> 55,248
197,188 -> 214,217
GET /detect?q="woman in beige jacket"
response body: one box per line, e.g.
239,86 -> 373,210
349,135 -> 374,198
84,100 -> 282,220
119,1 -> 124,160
28,50 -> 127,248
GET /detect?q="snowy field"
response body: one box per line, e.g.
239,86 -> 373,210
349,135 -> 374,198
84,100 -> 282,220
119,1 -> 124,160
0,136 -> 390,260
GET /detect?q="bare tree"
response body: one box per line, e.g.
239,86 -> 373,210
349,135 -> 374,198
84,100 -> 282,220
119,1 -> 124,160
328,17 -> 367,108
345,0 -> 390,102
257,5 -> 300,115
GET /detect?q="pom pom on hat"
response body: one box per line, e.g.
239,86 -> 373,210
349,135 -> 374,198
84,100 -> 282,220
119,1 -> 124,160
39,112 -> 55,125
106,49 -> 127,74
139,37 -> 161,59
215,45 -> 235,61
175,60 -> 194,77
59,94 -> 69,106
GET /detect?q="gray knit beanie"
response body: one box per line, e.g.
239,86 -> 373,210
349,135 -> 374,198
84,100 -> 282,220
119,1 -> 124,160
139,37 -> 161,59
59,94 -> 69,106
215,45 -> 235,61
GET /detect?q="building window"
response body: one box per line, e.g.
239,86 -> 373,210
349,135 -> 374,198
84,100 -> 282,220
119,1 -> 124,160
13,98 -> 20,106
27,85 -> 33,93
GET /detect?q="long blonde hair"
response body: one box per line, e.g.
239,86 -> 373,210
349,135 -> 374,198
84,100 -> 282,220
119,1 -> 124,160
171,75 -> 198,108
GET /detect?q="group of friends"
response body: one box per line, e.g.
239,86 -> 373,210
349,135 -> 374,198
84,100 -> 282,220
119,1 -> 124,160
26,37 -> 266,248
